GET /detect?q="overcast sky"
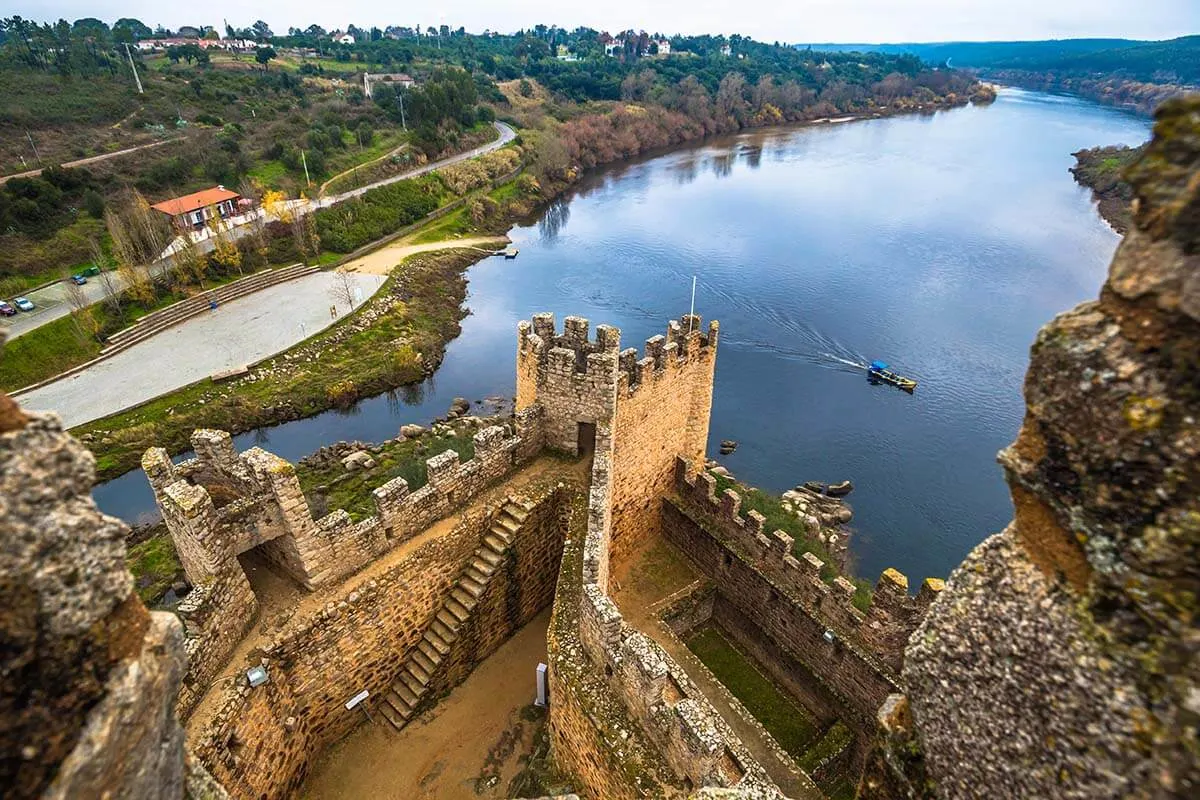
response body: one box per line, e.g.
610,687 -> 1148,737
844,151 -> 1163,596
8,0 -> 1198,43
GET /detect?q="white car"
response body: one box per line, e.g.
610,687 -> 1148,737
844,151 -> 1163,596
14,297 -> 34,312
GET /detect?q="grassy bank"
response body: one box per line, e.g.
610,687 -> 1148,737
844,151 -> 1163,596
296,431 -> 477,522
75,248 -> 481,481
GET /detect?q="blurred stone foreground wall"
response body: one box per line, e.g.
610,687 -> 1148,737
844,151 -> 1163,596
859,96 -> 1200,799
0,396 -> 226,799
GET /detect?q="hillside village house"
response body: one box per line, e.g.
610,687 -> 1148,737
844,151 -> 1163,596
331,31 -> 356,45
150,186 -> 242,230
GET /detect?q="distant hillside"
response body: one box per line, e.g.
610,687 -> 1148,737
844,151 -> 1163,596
803,39 -> 1143,69
801,37 -> 1199,114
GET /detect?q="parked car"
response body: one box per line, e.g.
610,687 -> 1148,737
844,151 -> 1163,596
0,300 -> 15,317
70,274 -> 87,285
14,297 -> 35,312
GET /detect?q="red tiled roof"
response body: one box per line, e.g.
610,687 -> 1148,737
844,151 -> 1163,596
150,187 -> 240,217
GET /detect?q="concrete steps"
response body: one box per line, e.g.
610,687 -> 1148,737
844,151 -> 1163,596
380,501 -> 527,730
102,263 -> 316,353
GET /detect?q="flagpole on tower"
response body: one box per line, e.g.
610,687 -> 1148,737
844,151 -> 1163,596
688,275 -> 697,333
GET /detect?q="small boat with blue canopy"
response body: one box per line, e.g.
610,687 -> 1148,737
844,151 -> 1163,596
867,360 -> 917,393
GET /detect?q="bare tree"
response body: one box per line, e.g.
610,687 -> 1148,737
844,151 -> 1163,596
64,278 -> 100,340
88,237 -> 123,317
327,269 -> 357,313
290,204 -> 320,264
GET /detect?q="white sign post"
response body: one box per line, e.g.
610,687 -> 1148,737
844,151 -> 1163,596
346,689 -> 372,723
535,663 -> 548,707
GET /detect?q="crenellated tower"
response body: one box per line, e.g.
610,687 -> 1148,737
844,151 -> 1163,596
517,312 -> 719,562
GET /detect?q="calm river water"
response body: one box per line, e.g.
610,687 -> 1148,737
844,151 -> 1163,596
95,88 -> 1151,583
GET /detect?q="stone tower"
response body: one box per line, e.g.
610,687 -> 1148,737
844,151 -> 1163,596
516,311 -> 719,562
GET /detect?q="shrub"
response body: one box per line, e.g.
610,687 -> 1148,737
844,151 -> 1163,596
313,178 -> 439,252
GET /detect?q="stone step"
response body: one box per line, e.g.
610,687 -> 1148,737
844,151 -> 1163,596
436,610 -> 461,631
450,589 -> 476,611
418,637 -> 444,662
378,697 -> 408,729
412,648 -> 438,676
502,502 -> 530,523
430,619 -> 457,643
400,669 -> 425,696
464,565 -> 491,585
484,533 -> 509,553
409,659 -> 431,685
392,681 -> 419,708
471,556 -> 496,576
446,598 -> 471,622
459,575 -> 485,598
477,548 -> 503,567
495,516 -> 521,535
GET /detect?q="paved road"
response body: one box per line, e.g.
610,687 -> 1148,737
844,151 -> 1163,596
16,270 -> 385,429
0,271 -> 135,340
3,122 -> 516,340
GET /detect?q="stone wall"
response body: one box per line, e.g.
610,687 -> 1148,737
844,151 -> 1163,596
191,483 -> 570,799
660,498 -> 898,733
670,458 -> 942,676
0,407 -> 190,799
610,316 -> 718,564
145,422 -> 541,719
859,96 -> 1200,800
547,429 -> 785,798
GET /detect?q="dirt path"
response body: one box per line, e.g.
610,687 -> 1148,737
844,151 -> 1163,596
0,138 -> 180,184
338,236 -> 511,276
184,456 -> 576,744
301,609 -> 551,799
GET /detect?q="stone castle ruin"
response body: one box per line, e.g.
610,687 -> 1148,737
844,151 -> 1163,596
3,97 -> 1197,800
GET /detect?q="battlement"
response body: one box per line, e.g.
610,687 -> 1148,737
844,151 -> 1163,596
671,457 -> 942,675
618,315 -> 719,397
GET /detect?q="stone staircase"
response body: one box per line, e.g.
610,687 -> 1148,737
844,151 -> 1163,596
102,263 -> 316,353
378,500 -> 531,730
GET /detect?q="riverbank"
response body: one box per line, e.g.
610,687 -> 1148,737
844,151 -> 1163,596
1070,144 -> 1143,234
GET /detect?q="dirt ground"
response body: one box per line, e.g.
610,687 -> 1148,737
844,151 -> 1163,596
338,236 -> 511,276
300,609 -> 552,800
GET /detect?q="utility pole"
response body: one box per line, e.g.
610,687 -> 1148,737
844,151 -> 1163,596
26,131 -> 42,164
301,150 -> 311,187
124,42 -> 144,94
398,91 -> 407,130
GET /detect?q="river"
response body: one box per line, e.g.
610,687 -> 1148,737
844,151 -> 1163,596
94,87 -> 1151,584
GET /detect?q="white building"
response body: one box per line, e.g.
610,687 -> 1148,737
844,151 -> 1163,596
331,31 -> 355,45
656,39 -> 671,55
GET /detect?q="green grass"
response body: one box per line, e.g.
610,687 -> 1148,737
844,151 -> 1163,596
686,624 -> 820,757
707,470 -> 873,611
297,432 -> 477,521
0,315 -> 104,391
126,534 -> 182,606
247,159 -> 288,187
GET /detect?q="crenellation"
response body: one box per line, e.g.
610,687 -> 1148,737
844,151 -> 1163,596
425,448 -> 461,486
